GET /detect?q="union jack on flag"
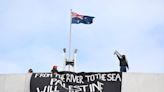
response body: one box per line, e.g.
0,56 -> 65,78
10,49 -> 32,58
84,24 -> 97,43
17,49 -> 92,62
71,12 -> 94,24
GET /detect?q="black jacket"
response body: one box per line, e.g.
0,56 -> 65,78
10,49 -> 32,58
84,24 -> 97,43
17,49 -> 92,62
51,68 -> 58,73
117,55 -> 129,69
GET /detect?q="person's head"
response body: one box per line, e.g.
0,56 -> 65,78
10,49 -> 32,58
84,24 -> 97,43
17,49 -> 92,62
53,65 -> 58,69
28,68 -> 33,73
51,65 -> 58,74
122,55 -> 126,59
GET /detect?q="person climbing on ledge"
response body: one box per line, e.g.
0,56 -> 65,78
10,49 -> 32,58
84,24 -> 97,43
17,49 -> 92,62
114,50 -> 129,72
51,65 -> 59,78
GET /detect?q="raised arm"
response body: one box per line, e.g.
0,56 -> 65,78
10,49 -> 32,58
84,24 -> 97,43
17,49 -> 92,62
114,50 -> 122,59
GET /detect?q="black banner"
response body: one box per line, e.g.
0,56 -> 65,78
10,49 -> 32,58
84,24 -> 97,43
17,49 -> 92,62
30,72 -> 122,92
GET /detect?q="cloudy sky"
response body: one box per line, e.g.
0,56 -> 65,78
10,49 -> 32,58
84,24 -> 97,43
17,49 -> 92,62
0,0 -> 164,74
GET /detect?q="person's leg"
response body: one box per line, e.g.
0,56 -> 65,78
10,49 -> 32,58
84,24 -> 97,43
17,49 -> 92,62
120,66 -> 126,72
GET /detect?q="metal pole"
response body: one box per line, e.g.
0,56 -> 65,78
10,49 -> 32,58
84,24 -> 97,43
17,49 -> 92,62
68,9 -> 72,60
73,49 -> 77,72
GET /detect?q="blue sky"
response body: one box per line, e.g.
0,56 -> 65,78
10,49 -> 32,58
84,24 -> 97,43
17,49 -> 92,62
0,0 -> 164,74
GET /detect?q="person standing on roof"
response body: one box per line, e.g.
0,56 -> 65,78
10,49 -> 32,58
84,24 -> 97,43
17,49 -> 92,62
51,65 -> 58,78
114,50 -> 129,72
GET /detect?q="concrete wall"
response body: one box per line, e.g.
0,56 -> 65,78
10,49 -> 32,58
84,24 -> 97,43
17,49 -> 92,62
0,73 -> 164,92
122,73 -> 164,92
0,74 -> 31,92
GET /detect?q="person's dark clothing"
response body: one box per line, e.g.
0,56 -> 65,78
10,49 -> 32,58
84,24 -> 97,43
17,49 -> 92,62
120,66 -> 127,72
117,55 -> 129,72
51,68 -> 58,78
51,69 -> 58,73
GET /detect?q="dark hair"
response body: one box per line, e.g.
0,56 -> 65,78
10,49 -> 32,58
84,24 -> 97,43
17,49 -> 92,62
122,55 -> 126,59
28,68 -> 33,73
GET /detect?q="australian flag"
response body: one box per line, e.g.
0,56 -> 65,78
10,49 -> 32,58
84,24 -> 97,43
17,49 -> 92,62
71,12 -> 94,24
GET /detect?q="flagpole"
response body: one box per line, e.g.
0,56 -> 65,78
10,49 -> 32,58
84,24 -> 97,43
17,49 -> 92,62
69,9 -> 72,60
